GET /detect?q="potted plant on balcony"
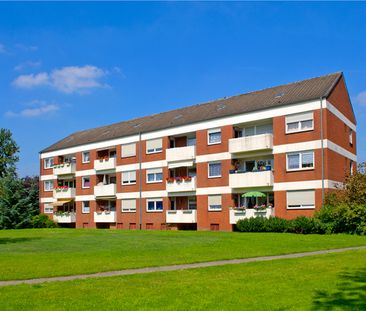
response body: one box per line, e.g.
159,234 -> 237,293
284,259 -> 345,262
183,176 -> 192,182
175,176 -> 182,183
166,177 -> 174,183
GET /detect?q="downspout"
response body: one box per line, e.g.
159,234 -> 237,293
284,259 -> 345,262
138,131 -> 142,230
320,97 -> 325,206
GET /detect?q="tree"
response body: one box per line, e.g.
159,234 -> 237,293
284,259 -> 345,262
0,128 -> 19,178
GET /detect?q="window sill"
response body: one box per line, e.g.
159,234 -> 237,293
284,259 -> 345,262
146,210 -> 163,213
146,151 -> 163,155
146,181 -> 163,184
122,210 -> 136,213
208,209 -> 222,212
208,175 -> 221,179
285,128 -> 314,135
207,142 -> 221,146
287,206 -> 315,210
122,182 -> 137,186
286,168 -> 314,172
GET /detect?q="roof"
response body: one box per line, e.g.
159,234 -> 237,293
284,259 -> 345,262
41,72 -> 343,153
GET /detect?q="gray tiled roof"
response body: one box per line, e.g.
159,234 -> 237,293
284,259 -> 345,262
41,72 -> 343,153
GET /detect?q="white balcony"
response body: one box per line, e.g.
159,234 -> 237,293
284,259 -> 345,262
229,208 -> 274,224
94,211 -> 116,223
53,212 -> 76,223
166,209 -> 197,223
166,146 -> 196,168
53,188 -> 76,199
53,163 -> 76,176
94,158 -> 116,171
94,184 -> 117,198
229,171 -> 274,188
229,133 -> 273,154
166,176 -> 196,193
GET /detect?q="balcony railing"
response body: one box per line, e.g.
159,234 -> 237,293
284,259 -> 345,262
94,211 -> 116,223
53,163 -> 76,175
166,209 -> 197,223
229,170 -> 274,188
166,145 -> 196,167
94,184 -> 116,197
53,187 -> 76,199
229,208 -> 274,224
53,212 -> 76,223
166,176 -> 196,193
229,133 -> 273,154
94,158 -> 116,171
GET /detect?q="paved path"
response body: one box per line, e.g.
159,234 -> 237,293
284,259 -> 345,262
1,246 -> 365,287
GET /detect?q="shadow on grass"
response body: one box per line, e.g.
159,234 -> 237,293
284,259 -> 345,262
312,268 -> 366,310
0,237 -> 42,244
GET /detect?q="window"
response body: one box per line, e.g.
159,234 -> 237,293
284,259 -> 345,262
44,203 -> 53,214
146,168 -> 163,183
350,160 -> 354,175
122,170 -> 136,185
208,162 -> 221,178
146,198 -> 163,212
243,124 -> 272,137
287,151 -> 314,171
122,143 -> 136,158
208,195 -> 222,211
188,197 -> 197,210
44,157 -> 54,169
82,151 -> 90,163
287,190 -> 315,209
122,199 -> 136,212
208,128 -> 221,145
44,180 -> 53,192
285,112 -> 314,133
82,201 -> 90,213
349,128 -> 353,145
187,137 -> 196,146
82,176 -> 91,188
146,138 -> 163,154
109,150 -> 117,158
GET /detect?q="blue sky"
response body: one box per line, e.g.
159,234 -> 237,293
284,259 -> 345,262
0,2 -> 365,177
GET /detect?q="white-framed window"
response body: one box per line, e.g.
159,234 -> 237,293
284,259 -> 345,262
122,170 -> 136,185
146,198 -> 163,212
208,128 -> 221,145
82,201 -> 90,213
146,168 -> 163,183
287,190 -> 315,209
146,138 -> 163,154
349,128 -> 353,145
122,143 -> 136,158
44,157 -> 54,169
187,137 -> 196,146
188,197 -> 197,210
243,124 -> 273,137
82,176 -> 91,188
287,151 -> 314,171
208,195 -> 222,211
44,180 -> 54,192
350,160 -> 354,175
44,203 -> 53,214
208,161 -> 221,178
82,151 -> 90,163
285,112 -> 314,134
122,199 -> 136,212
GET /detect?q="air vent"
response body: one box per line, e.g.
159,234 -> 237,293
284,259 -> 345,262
133,123 -> 142,128
101,130 -> 110,136
173,114 -> 183,120
216,104 -> 226,111
274,92 -> 285,98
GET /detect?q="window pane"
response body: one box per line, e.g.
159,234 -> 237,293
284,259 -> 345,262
156,201 -> 163,210
156,173 -> 163,181
147,201 -> 155,210
300,120 -> 313,130
147,174 -> 154,182
256,124 -> 272,135
209,132 -> 221,144
302,152 -> 314,168
244,127 -> 255,136
288,154 -> 300,169
287,122 -> 299,132
209,163 -> 221,177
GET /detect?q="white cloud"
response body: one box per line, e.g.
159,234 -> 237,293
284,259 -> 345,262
12,65 -> 107,94
14,61 -> 42,71
5,102 -> 59,118
355,91 -> 366,106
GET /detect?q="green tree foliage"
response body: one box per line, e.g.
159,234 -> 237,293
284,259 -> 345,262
0,128 -> 19,178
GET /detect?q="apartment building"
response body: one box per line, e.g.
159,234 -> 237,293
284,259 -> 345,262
39,72 -> 357,231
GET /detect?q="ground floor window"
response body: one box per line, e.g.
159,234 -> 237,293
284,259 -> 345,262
44,203 -> 53,214
287,190 -> 315,209
147,198 -> 163,212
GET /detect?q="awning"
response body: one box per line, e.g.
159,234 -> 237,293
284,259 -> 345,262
168,161 -> 194,169
51,200 -> 72,207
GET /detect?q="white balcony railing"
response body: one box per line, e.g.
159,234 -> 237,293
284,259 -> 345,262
229,208 -> 274,224
53,212 -> 76,223
94,211 -> 116,223
166,146 -> 196,167
166,210 -> 197,223
229,133 -> 273,154
94,158 -> 116,171
229,170 -> 274,188
94,184 -> 116,197
166,176 -> 196,193
53,188 -> 76,199
53,163 -> 76,175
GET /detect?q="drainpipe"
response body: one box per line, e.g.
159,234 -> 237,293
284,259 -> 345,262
320,97 -> 325,206
138,131 -> 142,230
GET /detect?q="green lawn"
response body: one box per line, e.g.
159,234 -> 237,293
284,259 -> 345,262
1,249 -> 365,310
0,229 -> 365,281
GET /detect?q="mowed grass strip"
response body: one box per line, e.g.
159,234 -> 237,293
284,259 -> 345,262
0,228 -> 365,281
1,249 -> 365,311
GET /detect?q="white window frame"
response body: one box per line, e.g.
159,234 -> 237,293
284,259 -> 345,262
285,112 -> 314,134
44,157 -> 54,169
286,190 -> 315,210
44,203 -> 53,214
122,170 -> 137,185
188,197 -> 197,210
121,143 -> 136,158
122,199 -> 136,213
349,128 -> 353,145
286,151 -> 314,171
207,128 -> 221,145
82,151 -> 90,163
82,201 -> 90,214
208,161 -> 221,178
208,195 -> 222,211
146,198 -> 164,212
44,180 -> 53,192
146,168 -> 163,183
82,176 -> 91,189
146,138 -> 163,154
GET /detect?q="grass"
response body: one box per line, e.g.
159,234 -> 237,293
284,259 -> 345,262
0,249 -> 365,310
0,228 -> 365,280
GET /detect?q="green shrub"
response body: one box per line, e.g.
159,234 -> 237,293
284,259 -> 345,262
288,216 -> 323,234
31,214 -> 58,228
236,217 -> 291,233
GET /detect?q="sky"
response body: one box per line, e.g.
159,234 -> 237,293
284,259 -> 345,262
0,2 -> 365,177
